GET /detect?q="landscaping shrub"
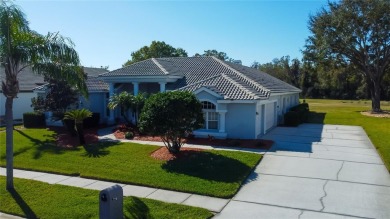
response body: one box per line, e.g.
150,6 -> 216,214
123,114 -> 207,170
63,112 -> 99,136
284,111 -> 301,126
62,118 -> 76,136
83,112 -> 100,129
289,103 -> 310,123
23,112 -> 45,128
125,131 -> 134,139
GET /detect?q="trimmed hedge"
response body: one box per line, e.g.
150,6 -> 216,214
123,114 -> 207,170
23,112 -> 46,128
284,103 -> 310,126
284,111 -> 301,127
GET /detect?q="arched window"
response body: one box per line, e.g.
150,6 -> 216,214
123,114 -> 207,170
201,101 -> 219,130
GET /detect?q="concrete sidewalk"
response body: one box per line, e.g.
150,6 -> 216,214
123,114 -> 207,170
0,167 -> 229,213
215,124 -> 390,219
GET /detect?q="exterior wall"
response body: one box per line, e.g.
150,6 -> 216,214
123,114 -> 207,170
272,93 -> 300,125
0,92 -> 36,120
139,83 -> 159,94
225,103 -> 256,139
255,102 -> 263,138
196,91 -> 219,104
80,92 -> 107,122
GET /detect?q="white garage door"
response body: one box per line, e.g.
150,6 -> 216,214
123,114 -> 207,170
265,103 -> 275,131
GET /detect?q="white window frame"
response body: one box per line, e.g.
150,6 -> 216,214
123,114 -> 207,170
201,101 -> 219,130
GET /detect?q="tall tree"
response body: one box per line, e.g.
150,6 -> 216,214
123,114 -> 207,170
256,56 -> 302,88
195,49 -> 237,62
123,41 -> 188,66
0,1 -> 87,189
31,76 -> 79,113
304,0 -> 390,112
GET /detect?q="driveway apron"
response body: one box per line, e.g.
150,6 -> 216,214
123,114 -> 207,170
215,124 -> 390,219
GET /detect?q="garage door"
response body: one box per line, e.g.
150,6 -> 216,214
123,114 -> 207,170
265,103 -> 275,131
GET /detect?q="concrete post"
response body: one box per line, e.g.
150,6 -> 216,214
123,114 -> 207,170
132,82 -> 139,95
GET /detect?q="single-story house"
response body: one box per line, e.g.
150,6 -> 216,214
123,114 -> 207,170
98,56 -> 301,139
0,67 -> 109,120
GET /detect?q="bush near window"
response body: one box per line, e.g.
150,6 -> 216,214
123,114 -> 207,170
139,91 -> 204,154
23,112 -> 46,128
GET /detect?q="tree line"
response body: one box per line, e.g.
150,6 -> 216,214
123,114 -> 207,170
253,55 -> 390,101
123,1 -> 390,111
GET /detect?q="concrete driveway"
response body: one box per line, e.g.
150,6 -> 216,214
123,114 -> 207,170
215,124 -> 390,219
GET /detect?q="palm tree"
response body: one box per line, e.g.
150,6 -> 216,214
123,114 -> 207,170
132,93 -> 147,126
64,109 -> 92,145
108,91 -> 134,124
0,1 -> 87,189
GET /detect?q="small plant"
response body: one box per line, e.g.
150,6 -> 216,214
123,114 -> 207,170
125,132 -> 134,139
207,135 -> 215,141
64,109 -> 92,145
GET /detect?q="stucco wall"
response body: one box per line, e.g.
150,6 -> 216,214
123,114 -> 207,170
196,91 -> 219,104
225,103 -> 256,139
0,92 -> 36,120
80,92 -> 107,122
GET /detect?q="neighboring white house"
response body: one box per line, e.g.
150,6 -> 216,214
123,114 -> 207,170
98,56 -> 301,139
0,67 -> 109,120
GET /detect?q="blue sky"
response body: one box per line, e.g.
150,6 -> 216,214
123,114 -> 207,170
17,0 -> 327,70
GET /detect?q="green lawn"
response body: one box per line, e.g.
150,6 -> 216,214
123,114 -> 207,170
0,177 -> 213,219
0,128 -> 261,198
304,99 -> 390,171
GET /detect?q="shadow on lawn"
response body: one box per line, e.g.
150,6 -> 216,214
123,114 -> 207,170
124,197 -> 151,219
13,129 -> 78,159
307,111 -> 326,124
8,188 -> 37,219
161,151 -> 251,183
82,141 -> 120,158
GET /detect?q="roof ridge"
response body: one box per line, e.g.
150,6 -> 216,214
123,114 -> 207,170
152,58 -> 169,75
177,74 -> 221,90
212,57 -> 271,98
221,74 -> 260,99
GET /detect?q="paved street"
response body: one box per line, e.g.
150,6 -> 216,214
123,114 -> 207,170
216,124 -> 390,219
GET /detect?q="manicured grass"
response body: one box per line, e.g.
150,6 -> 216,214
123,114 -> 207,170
0,125 -> 23,132
0,177 -> 212,219
0,128 -> 261,198
304,99 -> 390,171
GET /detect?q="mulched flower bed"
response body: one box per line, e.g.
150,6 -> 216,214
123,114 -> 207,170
151,147 -> 204,161
48,126 -> 99,148
112,124 -> 274,150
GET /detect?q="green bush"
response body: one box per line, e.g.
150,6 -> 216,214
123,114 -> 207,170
289,103 -> 309,123
62,118 -> 76,136
284,111 -> 301,126
63,112 -> 99,136
125,131 -> 134,139
23,112 -> 46,128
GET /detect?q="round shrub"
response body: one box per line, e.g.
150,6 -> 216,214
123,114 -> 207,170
125,132 -> 134,139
